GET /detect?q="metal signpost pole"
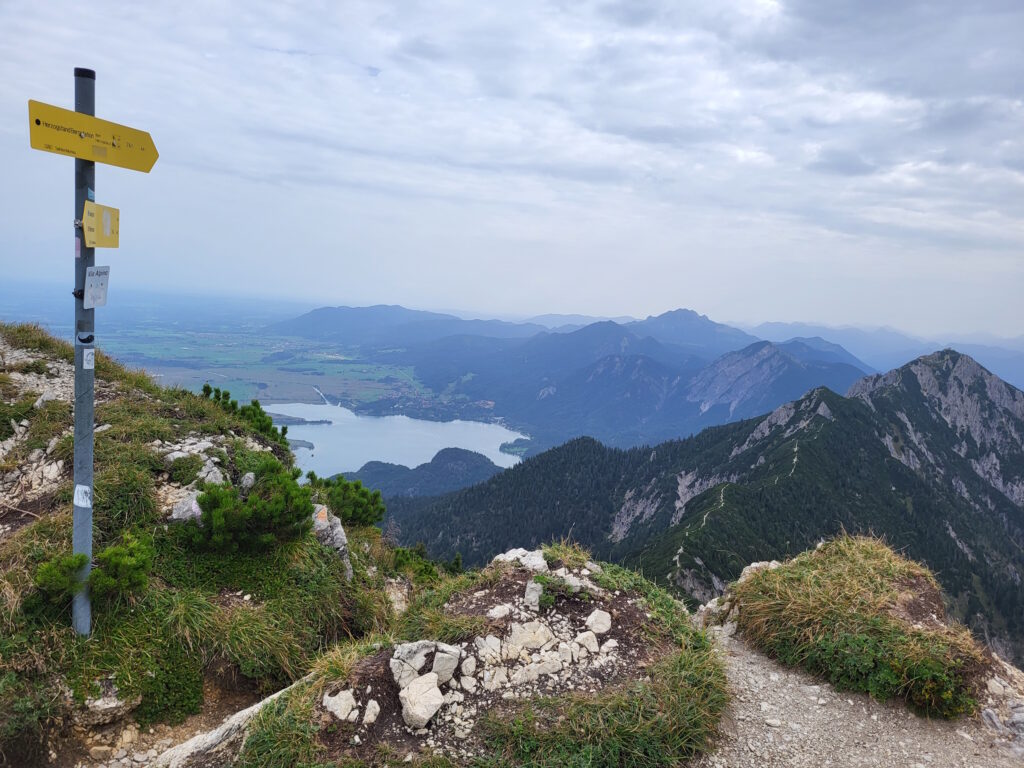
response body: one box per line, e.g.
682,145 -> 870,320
72,66 -> 96,636
29,68 -> 157,634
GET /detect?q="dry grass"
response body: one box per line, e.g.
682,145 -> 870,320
731,535 -> 988,717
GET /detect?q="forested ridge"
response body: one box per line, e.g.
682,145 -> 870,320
387,352 -> 1024,663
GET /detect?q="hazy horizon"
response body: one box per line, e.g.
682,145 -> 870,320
2,277 -> 1021,350
2,2 -> 1022,339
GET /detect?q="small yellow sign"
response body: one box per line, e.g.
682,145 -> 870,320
28,100 -> 158,173
82,201 -> 119,248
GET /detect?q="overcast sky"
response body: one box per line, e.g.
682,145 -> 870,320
1,1 -> 1022,337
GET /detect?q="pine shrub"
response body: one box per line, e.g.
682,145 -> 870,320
185,456 -> 313,552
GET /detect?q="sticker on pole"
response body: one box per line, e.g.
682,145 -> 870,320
83,266 -> 110,309
83,349 -> 95,370
82,201 -> 119,248
73,484 -> 93,509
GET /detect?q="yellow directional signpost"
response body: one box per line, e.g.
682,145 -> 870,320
28,69 -> 157,637
29,99 -> 158,172
82,201 -> 119,248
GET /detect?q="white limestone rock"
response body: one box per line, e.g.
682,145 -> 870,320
432,643 -> 462,685
170,491 -> 202,523
492,548 -> 549,573
391,640 -> 437,689
486,604 -> 512,620
507,621 -> 555,652
399,673 -> 445,729
524,580 -> 544,611
323,689 -> 357,721
363,699 -> 380,726
575,631 -> 599,654
585,609 -> 612,635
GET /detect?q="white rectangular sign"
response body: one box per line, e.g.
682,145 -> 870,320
73,484 -> 93,509
83,348 -> 95,370
83,265 -> 110,309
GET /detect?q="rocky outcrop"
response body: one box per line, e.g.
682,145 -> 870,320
71,680 -> 143,728
312,504 -> 353,581
230,548 -> 661,764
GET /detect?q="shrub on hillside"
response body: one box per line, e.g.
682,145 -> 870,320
89,532 -> 155,602
200,384 -> 287,447
305,472 -> 385,526
184,456 -> 313,552
33,553 -> 89,603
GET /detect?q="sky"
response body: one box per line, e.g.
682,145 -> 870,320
1,0 -> 1023,338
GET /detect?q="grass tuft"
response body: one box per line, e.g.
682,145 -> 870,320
731,535 -> 987,718
237,680 -> 323,768
541,539 -> 590,570
0,323 -> 73,362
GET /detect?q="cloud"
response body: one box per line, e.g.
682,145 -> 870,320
1,0 -> 1022,336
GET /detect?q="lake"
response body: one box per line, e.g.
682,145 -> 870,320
266,402 -> 526,476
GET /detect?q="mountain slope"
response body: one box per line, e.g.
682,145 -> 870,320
681,341 -> 866,424
269,304 -> 547,345
628,309 -> 760,357
344,447 -> 501,497
385,336 -> 866,451
387,351 -> 1024,662
755,321 -> 1024,389
776,336 -> 874,371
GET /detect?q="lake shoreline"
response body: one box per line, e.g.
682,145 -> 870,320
267,401 -> 527,476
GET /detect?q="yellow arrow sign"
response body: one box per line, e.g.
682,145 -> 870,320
82,201 -> 119,248
28,100 -> 158,173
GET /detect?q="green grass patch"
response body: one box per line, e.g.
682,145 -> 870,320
731,535 -> 987,718
10,359 -> 52,376
0,394 -> 34,444
592,563 -> 695,645
0,372 -> 18,399
0,325 -> 367,760
169,453 -> 203,485
237,681 -> 323,768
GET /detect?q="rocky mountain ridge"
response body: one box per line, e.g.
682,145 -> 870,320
388,350 -> 1024,663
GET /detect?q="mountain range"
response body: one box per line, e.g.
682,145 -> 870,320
385,351 -> 1024,663
280,308 -> 871,452
272,305 -> 1023,454
754,321 -> 1024,388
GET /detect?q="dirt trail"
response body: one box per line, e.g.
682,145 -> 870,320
696,625 -> 1023,768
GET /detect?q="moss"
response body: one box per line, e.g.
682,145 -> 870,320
134,640 -> 204,726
